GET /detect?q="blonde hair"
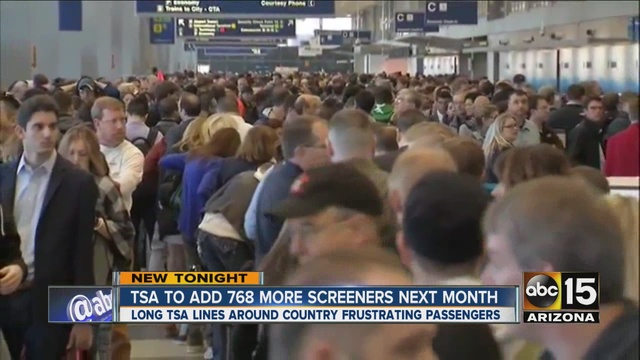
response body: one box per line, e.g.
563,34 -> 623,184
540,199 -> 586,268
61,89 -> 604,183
0,102 -> 21,162
603,195 -> 639,303
483,113 -> 516,159
176,113 -> 238,152
405,122 -> 457,148
59,125 -> 108,177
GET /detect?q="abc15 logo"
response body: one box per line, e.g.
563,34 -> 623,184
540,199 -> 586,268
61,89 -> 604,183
523,272 -> 600,311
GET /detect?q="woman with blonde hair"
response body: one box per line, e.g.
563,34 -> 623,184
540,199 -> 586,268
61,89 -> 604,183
483,113 -> 519,184
174,113 -> 238,153
58,125 -> 134,359
603,195 -> 639,303
0,95 -> 21,163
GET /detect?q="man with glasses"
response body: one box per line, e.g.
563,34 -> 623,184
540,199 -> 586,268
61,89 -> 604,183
253,115 -> 329,264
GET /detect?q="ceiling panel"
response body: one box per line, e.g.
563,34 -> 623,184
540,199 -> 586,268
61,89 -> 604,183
335,0 -> 378,16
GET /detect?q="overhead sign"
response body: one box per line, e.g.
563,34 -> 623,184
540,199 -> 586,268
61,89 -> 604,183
176,18 -> 296,38
629,16 -> 639,42
199,47 -> 269,57
185,37 -> 287,45
317,30 -> 372,46
184,43 -> 197,51
150,17 -> 175,44
394,12 -> 439,33
136,0 -> 335,17
194,43 -> 279,49
425,1 -> 478,25
58,0 -> 83,31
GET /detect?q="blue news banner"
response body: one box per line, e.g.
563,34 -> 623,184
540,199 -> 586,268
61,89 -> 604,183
50,286 -> 519,324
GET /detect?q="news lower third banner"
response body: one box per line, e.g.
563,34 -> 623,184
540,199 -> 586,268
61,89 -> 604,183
50,284 -> 520,324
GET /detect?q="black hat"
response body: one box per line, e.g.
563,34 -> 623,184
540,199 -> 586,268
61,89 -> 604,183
269,163 -> 384,219
403,171 -> 491,265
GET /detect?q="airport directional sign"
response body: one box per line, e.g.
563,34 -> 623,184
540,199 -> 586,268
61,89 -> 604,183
176,18 -> 296,38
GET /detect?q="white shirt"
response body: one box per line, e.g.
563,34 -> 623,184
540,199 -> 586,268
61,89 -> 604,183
14,151 -> 57,279
228,114 -> 253,142
100,141 -> 144,212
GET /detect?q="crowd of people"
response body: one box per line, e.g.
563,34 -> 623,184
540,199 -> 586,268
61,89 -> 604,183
0,69 -> 638,360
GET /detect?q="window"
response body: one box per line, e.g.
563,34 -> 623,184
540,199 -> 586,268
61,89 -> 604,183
296,18 -> 321,36
321,17 -> 353,31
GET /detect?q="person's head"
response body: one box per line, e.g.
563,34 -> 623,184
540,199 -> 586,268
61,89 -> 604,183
569,165 -> 610,194
216,94 -> 240,115
23,88 -> 48,101
189,127 -> 241,160
158,95 -> 179,120
293,94 -> 322,116
271,249 -> 437,360
528,94 -> 551,125
492,113 -> 520,148
52,91 -> 73,115
388,148 -> 457,222
395,109 -> 427,144
374,125 -> 399,156
33,73 -> 51,91
463,91 -> 480,116
473,103 -> 499,130
394,89 -> 421,114
16,95 -> 60,156
91,97 -> 126,147
584,96 -> 604,123
507,89 -> 529,120
440,137 -> 485,181
270,163 -> 385,264
452,92 -> 467,117
328,109 -> 375,162
405,122 -> 457,149
537,86 -> 557,108
621,95 -> 639,123
126,96 -> 149,122
482,177 -> 625,341
270,90 -> 291,121
434,89 -> 453,115
58,125 -> 108,176
512,74 -> 526,88
281,115 -> 330,170
373,85 -> 393,106
198,91 -> 217,117
399,172 -> 490,282
603,195 -> 639,303
492,144 -> 571,197
566,84 -> 586,103
235,125 -> 279,164
354,90 -> 376,114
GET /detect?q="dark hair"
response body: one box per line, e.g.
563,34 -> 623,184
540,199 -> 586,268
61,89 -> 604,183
153,81 -> 180,102
52,91 -> 73,113
22,88 -> 48,101
281,116 -> 325,159
189,127 -> 241,160
127,96 -> 150,117
585,95 -> 603,108
496,144 -> 571,189
373,86 -> 393,104
17,95 -> 59,128
354,90 -> 375,114
158,96 -> 178,118
435,89 -> 453,100
396,109 -> 427,133
528,94 -> 546,115
566,84 -> 586,101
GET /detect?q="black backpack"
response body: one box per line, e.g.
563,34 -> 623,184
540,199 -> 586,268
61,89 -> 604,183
131,128 -> 159,156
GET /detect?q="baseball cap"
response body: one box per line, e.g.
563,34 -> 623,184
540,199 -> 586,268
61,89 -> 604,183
269,163 -> 384,219
402,171 -> 491,265
77,76 -> 95,92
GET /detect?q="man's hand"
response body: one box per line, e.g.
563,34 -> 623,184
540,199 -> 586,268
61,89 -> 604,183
66,324 -> 93,351
0,264 -> 24,295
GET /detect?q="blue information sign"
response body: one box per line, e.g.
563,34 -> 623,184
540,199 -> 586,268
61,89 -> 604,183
58,0 -> 83,31
185,38 -> 287,45
196,43 -> 279,49
629,16 -> 639,42
394,12 -> 439,33
316,30 -> 372,46
177,18 -> 296,38
425,1 -> 478,25
136,0 -> 335,17
150,17 -> 176,44
199,47 -> 269,57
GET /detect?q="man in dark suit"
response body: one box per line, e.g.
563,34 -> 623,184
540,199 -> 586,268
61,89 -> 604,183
374,109 -> 427,172
605,96 -> 639,177
0,95 -> 97,359
548,84 -> 586,134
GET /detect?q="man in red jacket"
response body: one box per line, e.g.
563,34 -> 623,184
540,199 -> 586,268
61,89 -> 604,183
605,97 -> 639,177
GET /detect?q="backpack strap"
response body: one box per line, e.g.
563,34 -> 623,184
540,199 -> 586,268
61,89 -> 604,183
147,127 -> 159,146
